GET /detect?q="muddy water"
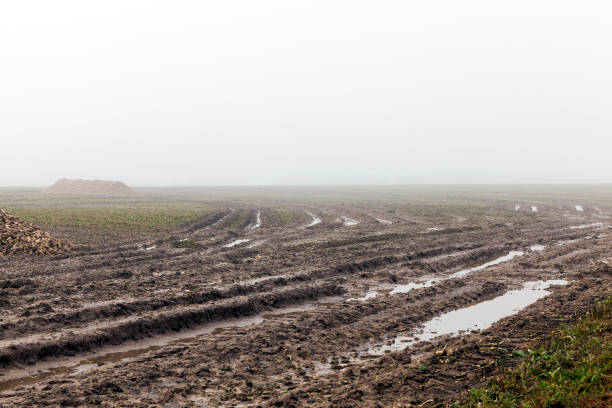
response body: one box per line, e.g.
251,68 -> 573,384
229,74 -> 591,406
447,251 -> 524,279
249,211 -> 262,230
376,218 -> 392,224
389,279 -> 436,294
246,240 -> 265,248
569,222 -> 605,230
305,211 -> 322,227
223,239 -> 251,248
355,251 -> 526,299
347,290 -> 378,302
368,279 -> 569,355
342,217 -> 359,226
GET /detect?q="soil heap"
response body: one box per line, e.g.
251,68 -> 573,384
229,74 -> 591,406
0,210 -> 72,256
46,178 -> 136,196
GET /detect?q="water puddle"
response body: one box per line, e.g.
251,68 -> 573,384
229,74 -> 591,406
569,222 -> 605,230
448,251 -> 524,279
347,290 -> 378,302
575,205 -> 584,212
368,279 -> 568,355
530,245 -> 546,252
239,274 -> 285,285
223,239 -> 251,248
531,206 -> 538,213
139,245 -> 157,251
376,218 -> 392,224
305,211 -> 322,228
427,227 -> 442,232
389,279 -> 436,294
557,238 -> 584,245
263,304 -> 316,315
377,251 -> 525,297
246,240 -> 265,249
514,204 -> 521,211
248,211 -> 262,230
342,217 -> 359,226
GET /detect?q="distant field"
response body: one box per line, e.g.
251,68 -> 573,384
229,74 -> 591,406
0,188 -> 215,243
1,185 -> 612,244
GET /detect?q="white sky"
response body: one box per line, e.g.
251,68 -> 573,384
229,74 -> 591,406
1,0 -> 611,186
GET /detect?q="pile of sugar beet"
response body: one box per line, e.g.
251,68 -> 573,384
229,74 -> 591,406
0,209 -> 71,256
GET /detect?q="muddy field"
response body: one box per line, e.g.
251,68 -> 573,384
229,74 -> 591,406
0,186 -> 610,407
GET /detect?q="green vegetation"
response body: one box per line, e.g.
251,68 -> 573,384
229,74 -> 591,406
225,209 -> 252,228
268,208 -> 298,226
170,239 -> 202,249
0,190 -> 215,240
8,206 -> 210,233
458,298 -> 611,408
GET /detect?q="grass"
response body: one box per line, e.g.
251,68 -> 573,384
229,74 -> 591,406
6,205 -> 212,235
457,298 -> 611,408
224,209 -> 252,228
170,239 -> 203,249
0,191 -> 216,241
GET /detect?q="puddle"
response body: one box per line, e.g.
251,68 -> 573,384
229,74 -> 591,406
239,274 -> 285,285
223,239 -> 251,248
139,245 -> 157,251
263,304 -> 316,315
384,251 -> 525,296
557,238 -> 584,245
531,206 -> 538,213
376,218 -> 392,224
248,211 -> 262,230
79,297 -> 138,309
342,217 -> 359,227
530,245 -> 546,252
305,211 -> 322,228
427,227 -> 441,232
389,280 -> 436,294
448,251 -> 524,279
368,279 -> 569,355
514,204 -> 521,211
246,240 -> 265,249
347,290 -> 378,302
575,205 -> 584,212
569,222 -> 605,230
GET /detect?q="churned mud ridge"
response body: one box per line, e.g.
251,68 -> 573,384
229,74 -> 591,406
0,283 -> 343,368
0,244 -> 502,340
0,280 -> 509,406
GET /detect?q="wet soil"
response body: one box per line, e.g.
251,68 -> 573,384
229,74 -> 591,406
0,200 -> 610,407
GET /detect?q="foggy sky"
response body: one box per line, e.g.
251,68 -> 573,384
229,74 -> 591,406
1,1 -> 611,186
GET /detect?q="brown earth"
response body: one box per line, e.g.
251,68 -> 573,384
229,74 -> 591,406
0,201 -> 610,407
46,179 -> 136,196
0,210 -> 72,257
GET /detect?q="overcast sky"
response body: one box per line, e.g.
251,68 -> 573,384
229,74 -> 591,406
1,1 -> 611,186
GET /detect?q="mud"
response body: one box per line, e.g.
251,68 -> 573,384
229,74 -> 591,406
0,196 -> 610,407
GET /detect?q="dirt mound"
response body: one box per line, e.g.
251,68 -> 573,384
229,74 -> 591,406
46,179 -> 136,196
0,210 -> 72,256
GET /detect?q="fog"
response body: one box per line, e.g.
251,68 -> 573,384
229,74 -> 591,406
1,1 -> 611,186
